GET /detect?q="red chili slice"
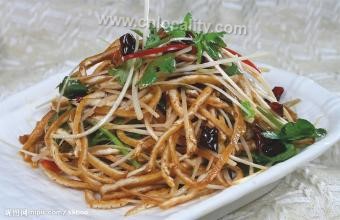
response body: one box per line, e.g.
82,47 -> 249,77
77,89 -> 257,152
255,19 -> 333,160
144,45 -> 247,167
40,160 -> 62,174
269,102 -> 284,117
224,48 -> 260,73
272,86 -> 284,101
123,43 -> 189,61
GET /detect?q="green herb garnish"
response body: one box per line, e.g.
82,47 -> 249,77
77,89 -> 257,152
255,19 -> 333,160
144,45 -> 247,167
223,63 -> 242,76
168,12 -> 226,63
145,13 -> 193,49
257,106 -> 285,129
108,59 -> 141,85
241,100 -> 255,123
145,23 -> 165,49
254,119 -> 327,165
143,12 -> 226,63
262,119 -> 327,142
58,76 -> 88,99
88,125 -> 141,168
166,12 -> 192,38
138,54 -> 176,87
193,31 -> 226,63
89,129 -> 110,146
253,143 -> 299,165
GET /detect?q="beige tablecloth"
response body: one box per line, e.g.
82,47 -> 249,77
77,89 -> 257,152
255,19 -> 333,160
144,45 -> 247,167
1,0 -> 340,219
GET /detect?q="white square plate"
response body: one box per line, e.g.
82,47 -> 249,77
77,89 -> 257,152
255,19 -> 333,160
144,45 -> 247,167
1,65 -> 340,220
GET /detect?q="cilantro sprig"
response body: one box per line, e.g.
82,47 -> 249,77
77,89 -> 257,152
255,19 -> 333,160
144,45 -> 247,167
128,13 -> 230,87
141,12 -> 227,64
253,119 -> 327,165
144,13 -> 193,49
166,12 -> 192,38
193,31 -> 226,63
261,119 -> 327,142
108,59 -> 142,85
167,13 -> 227,63
145,23 -> 164,49
223,63 -> 242,76
138,54 -> 176,87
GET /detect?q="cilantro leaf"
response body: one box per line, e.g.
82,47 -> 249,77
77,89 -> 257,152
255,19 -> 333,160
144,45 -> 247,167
166,12 -> 192,38
193,31 -> 226,63
279,119 -> 327,141
263,119 -> 327,142
316,128 -> 327,137
145,23 -> 164,49
203,32 -> 226,47
138,54 -> 176,87
144,13 -> 194,49
108,68 -> 128,85
202,40 -> 220,60
255,119 -> 327,165
241,100 -> 255,123
223,63 -> 242,76
183,12 -> 192,30
58,76 -> 88,99
152,54 -> 176,72
108,59 -> 141,85
253,143 -> 299,165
